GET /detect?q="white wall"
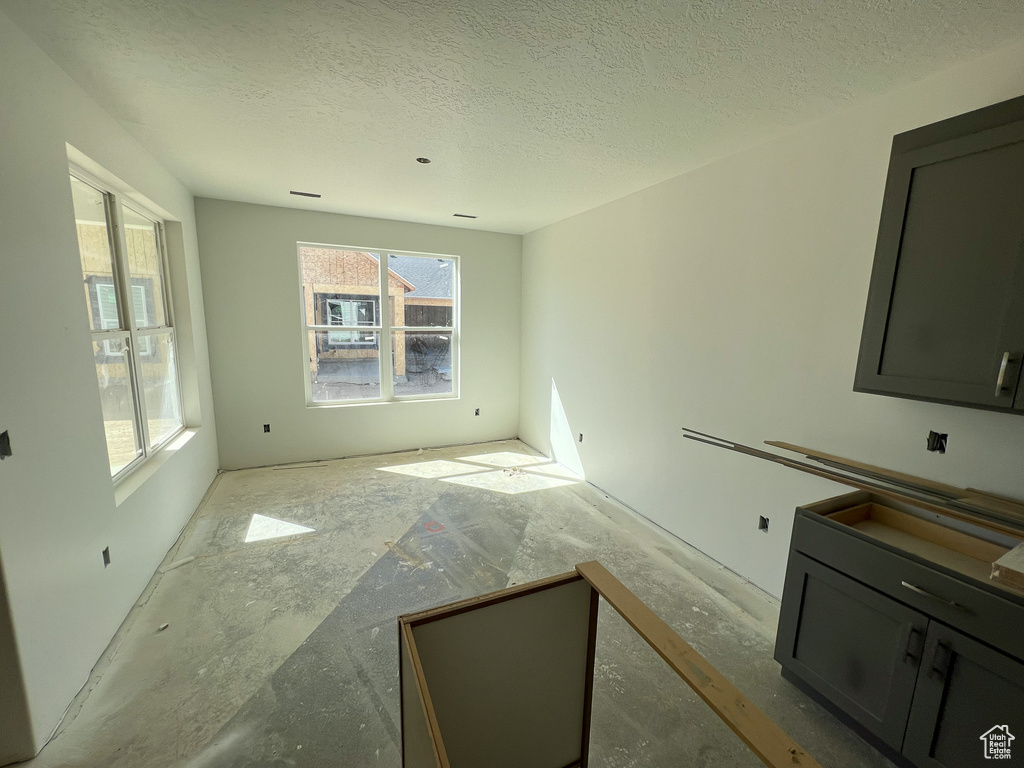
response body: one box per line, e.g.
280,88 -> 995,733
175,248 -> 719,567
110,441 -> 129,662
520,40 -> 1024,598
195,199 -> 521,470
0,11 -> 218,760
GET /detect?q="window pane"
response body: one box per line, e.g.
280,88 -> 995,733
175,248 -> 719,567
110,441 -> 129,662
299,246 -> 381,332
71,176 -> 120,332
93,337 -> 142,475
326,298 -> 377,344
132,286 -> 153,355
308,330 -> 381,402
140,331 -> 183,449
96,283 -> 119,329
393,331 -> 452,397
388,254 -> 455,327
121,206 -> 167,327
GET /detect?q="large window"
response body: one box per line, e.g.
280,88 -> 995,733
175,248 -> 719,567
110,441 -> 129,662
298,244 -> 458,404
70,170 -> 183,478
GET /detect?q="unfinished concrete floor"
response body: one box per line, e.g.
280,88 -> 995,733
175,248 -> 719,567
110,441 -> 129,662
21,440 -> 895,768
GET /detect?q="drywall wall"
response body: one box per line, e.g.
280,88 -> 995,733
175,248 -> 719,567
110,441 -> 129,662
0,560 -> 32,763
195,198 -> 521,470
0,11 -> 218,758
520,39 -> 1024,598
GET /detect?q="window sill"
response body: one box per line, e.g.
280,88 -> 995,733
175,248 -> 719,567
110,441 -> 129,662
114,428 -> 198,507
306,394 -> 459,409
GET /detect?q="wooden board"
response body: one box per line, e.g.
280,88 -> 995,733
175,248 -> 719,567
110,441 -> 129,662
406,577 -> 595,768
765,440 -> 1024,534
575,561 -> 822,768
400,622 -> 445,768
765,441 -> 966,498
992,543 -> 1024,591
769,440 -> 1024,526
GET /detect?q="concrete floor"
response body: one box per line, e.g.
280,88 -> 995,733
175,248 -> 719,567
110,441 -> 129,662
21,440 -> 895,768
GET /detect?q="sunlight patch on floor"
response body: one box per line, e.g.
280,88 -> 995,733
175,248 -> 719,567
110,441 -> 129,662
458,451 -> 550,469
441,469 -> 578,495
244,514 -> 316,543
524,463 -> 583,480
378,459 -> 486,479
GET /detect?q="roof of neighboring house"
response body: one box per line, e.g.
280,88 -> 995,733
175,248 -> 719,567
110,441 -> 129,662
388,255 -> 455,300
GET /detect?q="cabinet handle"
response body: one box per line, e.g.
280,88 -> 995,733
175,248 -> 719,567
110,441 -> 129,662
900,581 -> 969,612
928,642 -> 953,680
995,352 -> 1014,397
902,625 -> 925,663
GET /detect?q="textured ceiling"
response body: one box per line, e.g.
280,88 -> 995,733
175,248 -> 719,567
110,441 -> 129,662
5,0 -> 1024,234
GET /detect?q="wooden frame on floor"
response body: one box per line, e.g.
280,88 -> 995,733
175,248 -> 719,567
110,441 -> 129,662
398,561 -> 820,768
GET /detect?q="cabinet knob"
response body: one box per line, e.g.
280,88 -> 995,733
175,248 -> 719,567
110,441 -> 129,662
995,352 -> 1015,397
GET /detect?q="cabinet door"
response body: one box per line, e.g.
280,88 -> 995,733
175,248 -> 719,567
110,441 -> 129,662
775,552 -> 928,750
855,115 -> 1024,411
903,623 -> 1024,767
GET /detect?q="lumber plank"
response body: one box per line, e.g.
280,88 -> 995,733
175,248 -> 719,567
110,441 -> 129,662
400,570 -> 581,626
765,441 -> 965,498
766,441 -> 1024,529
575,561 -> 821,768
992,543 -> 1024,591
400,621 -> 450,768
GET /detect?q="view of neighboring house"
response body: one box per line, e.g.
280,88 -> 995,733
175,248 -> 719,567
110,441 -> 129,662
298,247 -> 455,398
74,177 -> 181,474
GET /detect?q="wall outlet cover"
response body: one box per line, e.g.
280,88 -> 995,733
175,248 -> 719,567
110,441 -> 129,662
926,431 -> 948,454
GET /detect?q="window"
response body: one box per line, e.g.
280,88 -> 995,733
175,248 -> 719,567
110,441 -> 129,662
298,244 -> 458,404
70,171 -> 183,479
326,297 -> 377,345
94,283 -> 151,355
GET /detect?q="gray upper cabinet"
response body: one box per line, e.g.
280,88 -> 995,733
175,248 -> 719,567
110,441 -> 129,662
855,95 -> 1024,412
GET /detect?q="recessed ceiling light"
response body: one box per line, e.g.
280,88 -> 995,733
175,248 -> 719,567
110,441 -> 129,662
416,157 -> 431,164
453,213 -> 477,219
290,190 -> 321,198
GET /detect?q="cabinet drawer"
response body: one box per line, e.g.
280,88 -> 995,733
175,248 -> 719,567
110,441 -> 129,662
792,514 -> 1024,660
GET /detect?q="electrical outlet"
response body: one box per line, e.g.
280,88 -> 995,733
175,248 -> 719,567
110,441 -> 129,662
758,516 -> 770,533
263,424 -> 271,433
926,431 -> 947,454
102,547 -> 111,567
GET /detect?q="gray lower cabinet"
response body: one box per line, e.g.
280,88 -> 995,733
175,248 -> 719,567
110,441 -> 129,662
904,624 -> 1024,767
776,492 -> 1024,767
777,552 -> 927,751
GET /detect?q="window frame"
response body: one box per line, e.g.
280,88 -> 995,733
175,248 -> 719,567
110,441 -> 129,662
297,243 -> 460,406
70,165 -> 185,482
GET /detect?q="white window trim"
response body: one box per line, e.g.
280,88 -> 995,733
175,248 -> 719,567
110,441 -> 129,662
71,164 -> 185,482
298,243 -> 460,407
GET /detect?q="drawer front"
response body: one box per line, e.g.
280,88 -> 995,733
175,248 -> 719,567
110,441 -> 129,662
792,514 -> 1024,661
